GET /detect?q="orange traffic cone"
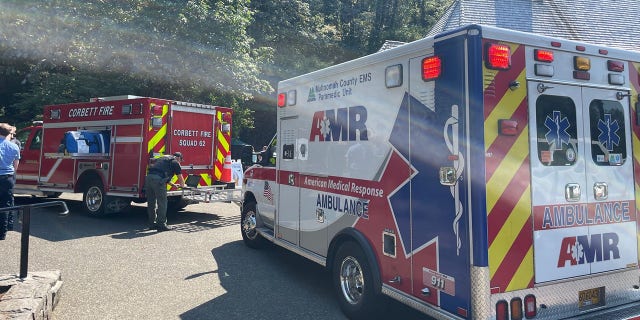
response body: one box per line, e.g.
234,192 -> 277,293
220,155 -> 234,188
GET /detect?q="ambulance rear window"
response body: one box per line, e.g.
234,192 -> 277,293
535,95 -> 578,166
588,99 -> 626,165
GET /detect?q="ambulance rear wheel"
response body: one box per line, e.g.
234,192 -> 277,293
83,182 -> 106,216
241,201 -> 264,248
333,241 -> 382,320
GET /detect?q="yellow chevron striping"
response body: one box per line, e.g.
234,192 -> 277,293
506,246 -> 534,291
489,184 -> 531,279
486,126 -> 529,213
202,173 -> 212,186
147,103 -> 169,154
218,134 -> 230,152
484,69 -> 527,149
148,123 -> 167,153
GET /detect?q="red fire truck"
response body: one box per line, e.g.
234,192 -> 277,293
240,25 -> 640,319
14,95 -> 237,215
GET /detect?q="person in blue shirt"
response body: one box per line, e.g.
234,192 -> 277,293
0,123 -> 20,240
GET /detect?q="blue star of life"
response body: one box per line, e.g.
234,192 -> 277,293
544,111 -> 571,150
597,114 -> 620,151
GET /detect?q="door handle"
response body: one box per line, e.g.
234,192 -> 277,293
565,183 -> 581,202
537,83 -> 554,93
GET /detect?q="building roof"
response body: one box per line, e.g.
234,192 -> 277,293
427,0 -> 640,52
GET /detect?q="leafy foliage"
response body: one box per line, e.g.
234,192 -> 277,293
0,0 -> 452,145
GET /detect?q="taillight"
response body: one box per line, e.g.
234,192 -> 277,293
496,300 -> 509,320
524,294 -> 537,319
534,49 -> 554,62
510,297 -> 523,320
277,93 -> 286,108
422,56 -> 441,81
486,43 -> 511,70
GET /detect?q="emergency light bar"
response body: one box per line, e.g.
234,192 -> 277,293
486,43 -> 511,70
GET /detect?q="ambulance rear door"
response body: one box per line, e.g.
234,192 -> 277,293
528,81 -> 637,283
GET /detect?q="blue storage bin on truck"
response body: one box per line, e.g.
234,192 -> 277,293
63,131 -> 110,153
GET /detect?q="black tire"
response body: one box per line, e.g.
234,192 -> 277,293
240,201 -> 264,248
332,241 -> 384,320
82,181 -> 108,216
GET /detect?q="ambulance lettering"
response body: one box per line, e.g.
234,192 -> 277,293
316,192 -> 369,219
309,106 -> 368,142
539,201 -> 631,229
557,233 -> 620,267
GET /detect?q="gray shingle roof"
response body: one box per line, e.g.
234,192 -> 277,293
427,0 -> 640,52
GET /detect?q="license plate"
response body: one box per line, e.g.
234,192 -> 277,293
578,287 -> 605,310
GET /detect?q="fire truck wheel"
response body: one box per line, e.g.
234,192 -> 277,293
167,197 -> 188,217
240,201 -> 264,248
333,241 -> 382,320
82,182 -> 107,216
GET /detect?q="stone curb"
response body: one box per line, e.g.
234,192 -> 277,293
0,271 -> 62,320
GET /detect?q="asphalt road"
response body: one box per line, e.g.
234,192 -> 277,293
0,194 -> 433,320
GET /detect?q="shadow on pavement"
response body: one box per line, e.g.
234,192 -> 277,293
181,241 -> 433,320
13,195 -> 233,242
182,241 -> 342,320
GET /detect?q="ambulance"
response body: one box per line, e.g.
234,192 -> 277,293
240,25 -> 640,319
14,95 -> 236,215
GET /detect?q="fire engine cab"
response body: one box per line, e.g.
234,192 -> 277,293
240,25 -> 640,319
15,95 -> 236,215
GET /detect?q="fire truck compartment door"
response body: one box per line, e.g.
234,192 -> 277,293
528,81 -> 637,283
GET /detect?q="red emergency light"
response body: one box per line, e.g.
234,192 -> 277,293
152,105 -> 163,116
607,60 -> 625,72
422,56 -> 441,81
222,112 -> 232,123
277,93 -> 286,108
486,43 -> 511,70
534,49 -> 554,62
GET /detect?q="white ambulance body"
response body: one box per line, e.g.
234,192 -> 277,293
241,25 -> 640,319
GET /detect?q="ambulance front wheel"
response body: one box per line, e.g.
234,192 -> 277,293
333,241 -> 382,320
83,182 -> 106,216
240,201 -> 264,248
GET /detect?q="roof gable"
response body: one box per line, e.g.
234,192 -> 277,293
428,0 -> 640,51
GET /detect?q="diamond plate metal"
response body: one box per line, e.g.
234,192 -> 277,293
490,268 -> 640,320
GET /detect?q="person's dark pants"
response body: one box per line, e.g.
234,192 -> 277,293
145,174 -> 168,228
0,175 -> 15,240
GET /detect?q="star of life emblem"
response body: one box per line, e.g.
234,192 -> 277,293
544,110 -> 571,150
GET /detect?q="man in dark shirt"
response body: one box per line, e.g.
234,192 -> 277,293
145,152 -> 185,232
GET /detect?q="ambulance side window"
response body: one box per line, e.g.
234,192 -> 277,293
535,95 -> 578,166
588,99 -> 626,165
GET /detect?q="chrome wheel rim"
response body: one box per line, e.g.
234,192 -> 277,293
339,256 -> 364,305
86,186 -> 103,212
242,211 -> 257,240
